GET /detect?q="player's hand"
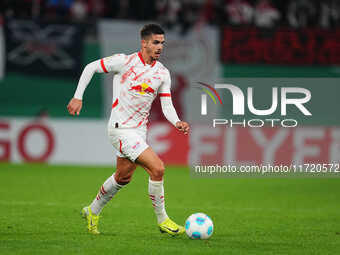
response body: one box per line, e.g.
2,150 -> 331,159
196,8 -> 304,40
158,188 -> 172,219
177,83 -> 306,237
176,121 -> 190,135
67,98 -> 82,116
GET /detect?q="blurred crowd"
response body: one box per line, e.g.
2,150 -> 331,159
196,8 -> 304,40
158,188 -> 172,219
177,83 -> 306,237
1,0 -> 340,30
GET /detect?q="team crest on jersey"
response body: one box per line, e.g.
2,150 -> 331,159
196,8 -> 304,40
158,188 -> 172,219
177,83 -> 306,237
129,83 -> 155,95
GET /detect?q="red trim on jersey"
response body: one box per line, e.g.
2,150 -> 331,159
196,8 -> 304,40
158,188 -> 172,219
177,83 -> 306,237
159,93 -> 171,97
138,51 -> 156,67
100,59 -> 108,73
138,52 -> 145,65
119,140 -> 122,153
112,98 -> 118,109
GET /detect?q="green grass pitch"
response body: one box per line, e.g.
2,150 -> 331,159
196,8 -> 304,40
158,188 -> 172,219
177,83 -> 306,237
0,163 -> 339,255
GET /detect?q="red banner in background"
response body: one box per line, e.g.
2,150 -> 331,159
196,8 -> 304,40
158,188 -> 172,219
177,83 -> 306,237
189,126 -> 340,166
1,118 -> 339,165
150,124 -> 340,166
221,27 -> 340,65
147,122 -> 189,165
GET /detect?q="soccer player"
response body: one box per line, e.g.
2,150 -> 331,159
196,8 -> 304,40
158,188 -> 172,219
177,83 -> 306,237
67,24 -> 190,235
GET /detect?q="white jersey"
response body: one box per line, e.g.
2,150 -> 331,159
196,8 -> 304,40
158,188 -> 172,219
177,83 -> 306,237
101,52 -> 173,128
74,51 -> 180,129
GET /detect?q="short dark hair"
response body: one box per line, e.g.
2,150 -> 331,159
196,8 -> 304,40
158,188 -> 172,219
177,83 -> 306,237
140,24 -> 164,39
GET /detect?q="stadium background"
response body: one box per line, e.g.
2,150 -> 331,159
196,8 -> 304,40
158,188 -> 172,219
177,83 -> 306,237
1,1 -> 340,254
1,0 -> 340,165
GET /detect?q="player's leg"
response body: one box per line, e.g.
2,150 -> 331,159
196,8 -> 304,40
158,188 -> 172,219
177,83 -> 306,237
136,147 -> 165,181
136,148 -> 167,222
89,156 -> 136,215
136,147 -> 185,235
82,156 -> 136,234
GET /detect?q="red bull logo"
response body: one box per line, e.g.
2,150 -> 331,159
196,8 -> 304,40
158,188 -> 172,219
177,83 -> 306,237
129,83 -> 155,95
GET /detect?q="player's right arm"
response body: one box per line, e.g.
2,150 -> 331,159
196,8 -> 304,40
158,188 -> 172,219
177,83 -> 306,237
67,54 -> 126,116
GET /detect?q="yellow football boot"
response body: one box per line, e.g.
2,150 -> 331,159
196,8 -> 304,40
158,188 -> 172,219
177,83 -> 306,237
81,206 -> 100,234
159,218 -> 185,236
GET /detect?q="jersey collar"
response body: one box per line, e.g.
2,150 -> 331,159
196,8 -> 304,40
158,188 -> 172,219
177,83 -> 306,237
138,52 -> 156,67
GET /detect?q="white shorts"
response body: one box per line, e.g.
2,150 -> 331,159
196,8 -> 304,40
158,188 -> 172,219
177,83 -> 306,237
108,126 -> 149,162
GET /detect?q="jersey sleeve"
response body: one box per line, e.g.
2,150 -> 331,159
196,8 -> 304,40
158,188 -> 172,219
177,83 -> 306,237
159,70 -> 180,126
100,54 -> 126,74
73,59 -> 102,99
158,70 -> 172,96
73,54 -> 126,100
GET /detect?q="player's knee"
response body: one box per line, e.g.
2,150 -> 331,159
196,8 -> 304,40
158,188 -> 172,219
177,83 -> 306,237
116,175 -> 132,185
114,171 -> 133,185
151,161 -> 165,180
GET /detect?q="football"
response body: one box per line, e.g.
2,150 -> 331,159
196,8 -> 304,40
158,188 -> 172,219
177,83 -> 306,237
185,213 -> 214,239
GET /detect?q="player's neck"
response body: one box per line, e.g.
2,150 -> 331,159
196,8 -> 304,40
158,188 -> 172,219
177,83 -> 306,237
139,50 -> 155,65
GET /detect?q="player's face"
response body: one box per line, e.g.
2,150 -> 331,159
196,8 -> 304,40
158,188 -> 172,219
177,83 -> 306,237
144,34 -> 165,60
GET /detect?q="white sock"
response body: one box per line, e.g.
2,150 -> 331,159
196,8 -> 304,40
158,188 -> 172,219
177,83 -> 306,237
90,174 -> 124,215
148,178 -> 168,224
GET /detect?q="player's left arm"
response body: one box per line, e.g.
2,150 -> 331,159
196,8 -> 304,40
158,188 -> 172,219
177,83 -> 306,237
159,71 -> 190,135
